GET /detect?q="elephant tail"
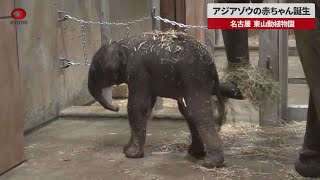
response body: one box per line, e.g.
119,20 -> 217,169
213,74 -> 226,129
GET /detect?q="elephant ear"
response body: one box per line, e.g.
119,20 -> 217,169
120,46 -> 127,66
108,42 -> 127,67
117,43 -> 127,66
103,42 -> 127,84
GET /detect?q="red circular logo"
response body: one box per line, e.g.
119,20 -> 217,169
11,8 -> 26,20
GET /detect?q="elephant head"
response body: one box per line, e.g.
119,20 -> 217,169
88,42 -> 127,112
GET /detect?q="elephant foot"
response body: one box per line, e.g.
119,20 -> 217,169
123,142 -> 144,158
295,149 -> 320,178
202,153 -> 225,168
188,144 -> 206,159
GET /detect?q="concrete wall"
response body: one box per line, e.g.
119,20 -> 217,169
16,0 -> 102,131
108,0 -> 152,40
15,0 -> 152,132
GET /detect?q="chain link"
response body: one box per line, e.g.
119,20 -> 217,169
80,23 -> 90,66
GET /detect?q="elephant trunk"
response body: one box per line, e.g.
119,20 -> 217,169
88,82 -> 119,112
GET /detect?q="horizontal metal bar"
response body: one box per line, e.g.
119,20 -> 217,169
287,105 -> 308,121
288,78 -> 307,84
214,45 -> 299,56
214,45 -> 297,50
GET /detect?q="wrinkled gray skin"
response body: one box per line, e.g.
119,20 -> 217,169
88,33 -> 237,168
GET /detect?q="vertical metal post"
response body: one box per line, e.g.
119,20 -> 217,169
279,0 -> 288,122
205,0 -> 216,55
258,0 -> 281,126
100,0 -> 113,104
213,0 -> 222,46
151,5 -> 164,110
151,0 -> 160,30
151,7 -> 156,30
215,30 -> 224,46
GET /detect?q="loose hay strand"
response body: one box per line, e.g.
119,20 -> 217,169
192,165 -> 236,180
142,30 -> 212,62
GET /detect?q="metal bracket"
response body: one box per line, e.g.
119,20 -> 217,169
60,57 -> 82,68
60,57 -> 89,68
288,78 -> 307,84
266,56 -> 272,71
60,57 -> 72,68
57,11 -> 67,22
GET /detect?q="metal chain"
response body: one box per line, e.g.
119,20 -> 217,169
154,16 -> 208,30
62,13 -> 206,29
80,23 -> 90,66
59,12 -> 208,68
64,14 -> 150,26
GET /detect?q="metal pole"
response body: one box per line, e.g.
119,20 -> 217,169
278,0 -> 288,122
213,0 -> 222,47
205,0 -> 216,55
151,0 -> 160,30
258,0 -> 281,126
100,0 -> 113,104
150,5 -> 164,111
215,30 -> 224,46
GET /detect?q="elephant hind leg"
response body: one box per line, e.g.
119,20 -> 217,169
182,91 -> 225,168
178,102 -> 205,159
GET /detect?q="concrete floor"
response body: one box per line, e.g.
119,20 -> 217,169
2,117 -> 318,180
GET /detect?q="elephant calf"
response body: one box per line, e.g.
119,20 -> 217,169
88,31 -> 237,168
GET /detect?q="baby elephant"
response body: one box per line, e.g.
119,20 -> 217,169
88,31 -> 231,168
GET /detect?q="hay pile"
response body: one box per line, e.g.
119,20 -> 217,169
142,30 -> 211,62
144,30 -> 187,50
219,63 -> 281,109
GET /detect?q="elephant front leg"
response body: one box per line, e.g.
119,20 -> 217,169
218,0 -> 250,66
295,94 -> 320,178
123,94 -> 154,158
